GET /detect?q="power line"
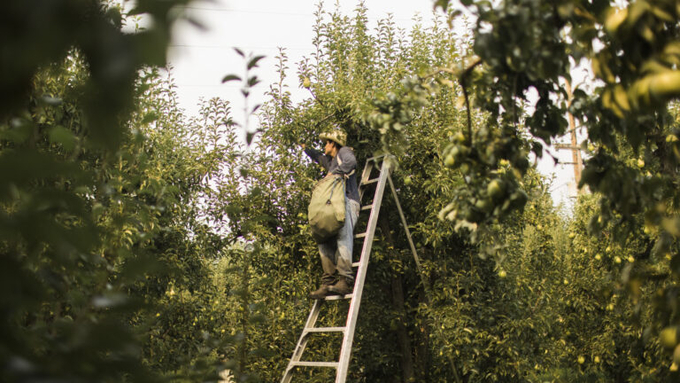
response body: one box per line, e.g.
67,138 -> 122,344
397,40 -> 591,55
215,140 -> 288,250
177,6 -> 314,16
169,44 -> 313,51
175,84 -> 270,88
175,5 -> 432,23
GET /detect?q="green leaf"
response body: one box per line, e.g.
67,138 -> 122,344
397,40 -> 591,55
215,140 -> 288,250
141,112 -> 158,124
246,131 -> 255,145
222,74 -> 241,83
247,76 -> 260,87
247,55 -> 265,70
134,30 -> 168,67
48,125 -> 76,151
0,150 -> 79,191
1,117 -> 33,144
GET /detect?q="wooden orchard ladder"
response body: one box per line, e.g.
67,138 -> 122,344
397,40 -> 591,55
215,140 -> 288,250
281,155 -> 421,383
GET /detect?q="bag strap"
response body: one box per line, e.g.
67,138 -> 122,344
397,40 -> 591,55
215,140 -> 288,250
335,153 -> 355,179
327,177 -> 343,202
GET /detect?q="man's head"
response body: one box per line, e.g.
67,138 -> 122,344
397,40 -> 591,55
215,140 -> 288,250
319,128 -> 346,157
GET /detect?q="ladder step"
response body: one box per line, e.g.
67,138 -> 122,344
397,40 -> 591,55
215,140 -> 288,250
361,204 -> 373,211
325,293 -> 353,301
290,361 -> 339,368
352,262 -> 360,267
305,327 -> 345,334
362,178 -> 379,186
355,232 -> 367,239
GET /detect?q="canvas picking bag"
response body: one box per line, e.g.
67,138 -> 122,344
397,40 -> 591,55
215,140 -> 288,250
308,174 -> 346,243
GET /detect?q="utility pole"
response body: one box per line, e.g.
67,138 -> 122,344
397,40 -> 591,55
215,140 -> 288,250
554,79 -> 584,196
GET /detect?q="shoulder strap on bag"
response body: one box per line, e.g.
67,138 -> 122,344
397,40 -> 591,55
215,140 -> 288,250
335,151 -> 355,179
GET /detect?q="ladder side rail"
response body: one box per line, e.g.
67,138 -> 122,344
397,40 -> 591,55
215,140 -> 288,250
281,299 -> 324,383
386,172 -> 437,308
335,159 -> 392,383
386,173 -> 464,383
358,155 -> 387,200
358,160 -> 375,202
386,173 -> 425,276
361,159 -> 374,182
386,173 -> 439,305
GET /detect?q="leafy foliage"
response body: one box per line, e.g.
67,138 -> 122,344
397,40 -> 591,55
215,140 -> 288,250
7,1 -> 680,382
425,0 -> 680,375
197,3 -> 679,382
0,1 -> 234,382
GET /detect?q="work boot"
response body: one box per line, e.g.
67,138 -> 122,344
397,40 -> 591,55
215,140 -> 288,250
309,284 -> 331,299
328,277 -> 353,295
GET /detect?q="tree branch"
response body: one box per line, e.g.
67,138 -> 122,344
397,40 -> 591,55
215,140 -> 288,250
458,58 -> 482,145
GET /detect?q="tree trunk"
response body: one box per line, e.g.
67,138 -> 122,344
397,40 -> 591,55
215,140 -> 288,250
379,217 -> 415,383
391,270 -> 415,382
414,285 -> 431,383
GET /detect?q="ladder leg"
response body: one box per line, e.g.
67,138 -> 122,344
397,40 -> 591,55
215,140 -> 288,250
386,173 -> 424,275
336,159 -> 392,383
281,299 -> 323,383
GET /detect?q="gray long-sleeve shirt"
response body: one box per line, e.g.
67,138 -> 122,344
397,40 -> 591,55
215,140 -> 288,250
304,147 -> 360,203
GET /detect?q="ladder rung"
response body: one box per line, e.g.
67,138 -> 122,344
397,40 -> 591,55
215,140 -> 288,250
290,361 -> 339,368
361,204 -> 373,211
354,232 -> 367,239
305,327 -> 345,334
366,154 -> 386,162
362,178 -> 379,186
291,361 -> 339,368
352,262 -> 360,267
325,293 -> 353,301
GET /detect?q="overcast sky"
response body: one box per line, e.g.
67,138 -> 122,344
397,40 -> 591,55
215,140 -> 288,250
168,0 -> 438,115
166,0 -> 580,210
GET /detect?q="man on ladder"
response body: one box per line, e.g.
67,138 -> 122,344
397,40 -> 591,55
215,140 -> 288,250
283,146 -> 395,382
301,127 -> 360,299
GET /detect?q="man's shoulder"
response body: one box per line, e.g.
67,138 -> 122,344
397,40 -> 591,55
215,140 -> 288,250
338,146 -> 355,156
